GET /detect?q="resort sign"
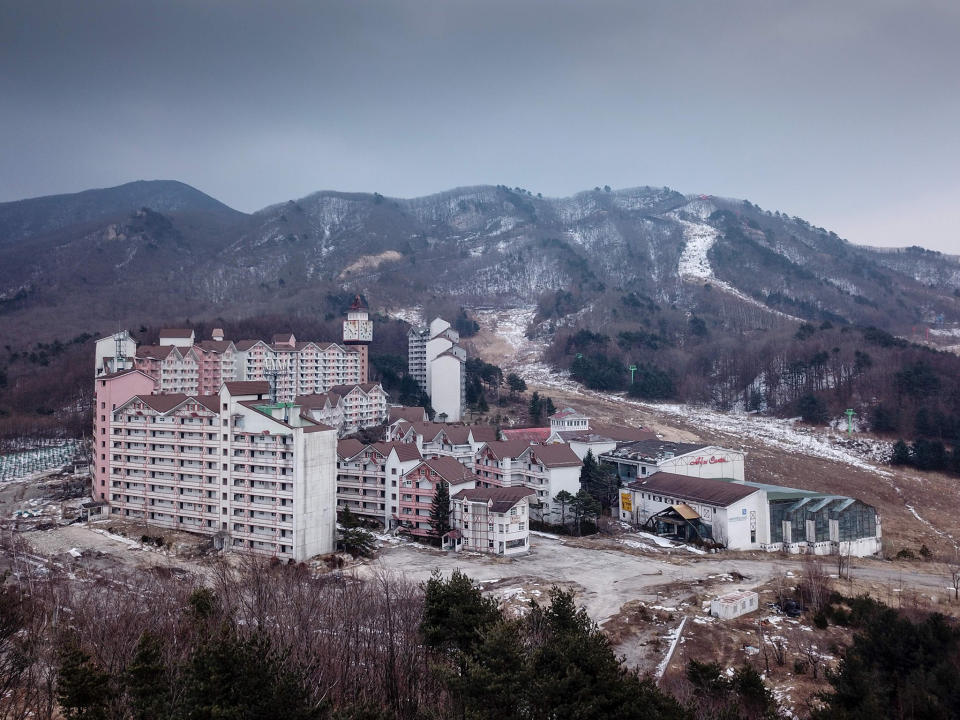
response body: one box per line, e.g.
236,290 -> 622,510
688,456 -> 729,466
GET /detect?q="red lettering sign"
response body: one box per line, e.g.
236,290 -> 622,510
688,455 -> 729,466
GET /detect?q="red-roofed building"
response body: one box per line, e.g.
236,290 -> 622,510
386,420 -> 498,464
500,427 -> 552,444
473,441 -> 583,524
396,457 -> 478,538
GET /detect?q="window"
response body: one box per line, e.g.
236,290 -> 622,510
750,529 -> 756,543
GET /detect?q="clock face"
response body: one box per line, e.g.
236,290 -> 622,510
344,320 -> 372,342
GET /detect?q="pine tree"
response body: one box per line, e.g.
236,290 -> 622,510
430,481 -> 451,542
544,397 -> 556,417
446,620 -> 529,720
890,439 -> 911,466
180,628 -> 320,720
127,632 -> 173,720
420,569 -> 501,655
580,449 -> 598,486
571,489 -> 601,535
56,636 -> 111,720
553,490 -> 574,529
528,392 -> 543,424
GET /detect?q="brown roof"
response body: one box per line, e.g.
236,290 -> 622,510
134,394 -> 190,413
196,395 -> 220,413
223,381 -> 270,397
389,406 -> 428,423
135,344 -> 176,360
419,456 -> 476,485
234,339 -> 264,351
196,340 -> 234,353
626,472 -> 757,507
481,439 -> 532,460
452,486 -> 536,513
303,422 -> 335,433
272,333 -> 295,343
371,442 -> 422,463
468,425 -> 498,443
522,443 -> 582,468
337,439 -> 366,459
441,426 -> 473,445
501,427 -> 551,443
296,393 -> 340,409
159,328 -> 193,338
411,422 -> 449,441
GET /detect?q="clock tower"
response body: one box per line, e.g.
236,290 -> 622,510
343,295 -> 373,382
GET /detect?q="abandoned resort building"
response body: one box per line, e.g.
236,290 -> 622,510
407,316 -> 466,422
606,440 -> 881,556
90,295 -> 883,562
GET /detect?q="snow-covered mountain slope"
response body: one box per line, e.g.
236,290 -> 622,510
3,182 -> 960,341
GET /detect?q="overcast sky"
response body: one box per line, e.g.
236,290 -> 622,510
2,0 -> 958,251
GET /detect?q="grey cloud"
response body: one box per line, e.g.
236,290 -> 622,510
0,0 -> 958,251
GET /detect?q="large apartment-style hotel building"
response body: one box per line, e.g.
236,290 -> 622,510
95,296 -> 375,403
89,301 -> 377,561
93,376 -> 337,561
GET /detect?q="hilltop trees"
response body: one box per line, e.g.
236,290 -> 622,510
549,305 -> 960,447
812,597 -> 960,720
421,574 -> 688,720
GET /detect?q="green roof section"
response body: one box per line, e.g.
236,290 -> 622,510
715,478 -> 855,504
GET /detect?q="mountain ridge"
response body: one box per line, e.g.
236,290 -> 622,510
2,180 -> 959,345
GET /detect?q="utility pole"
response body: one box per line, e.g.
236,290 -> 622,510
844,408 -> 855,436
629,364 -> 637,383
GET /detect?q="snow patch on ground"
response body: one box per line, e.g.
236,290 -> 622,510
620,532 -> 707,554
676,218 -> 718,280
671,213 -> 802,321
930,327 -> 960,337
905,504 -> 953,540
387,306 -> 423,326
656,616 -> 687,679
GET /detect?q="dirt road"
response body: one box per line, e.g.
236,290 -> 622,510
353,534 -> 956,626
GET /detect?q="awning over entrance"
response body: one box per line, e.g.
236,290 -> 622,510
643,504 -> 708,542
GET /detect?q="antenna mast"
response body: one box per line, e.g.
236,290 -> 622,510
114,329 -> 126,372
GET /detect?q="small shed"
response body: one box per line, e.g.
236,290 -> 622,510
710,590 -> 759,620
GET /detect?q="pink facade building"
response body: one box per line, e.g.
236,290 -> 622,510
397,456 -> 477,538
94,304 -> 373,403
336,439 -> 423,526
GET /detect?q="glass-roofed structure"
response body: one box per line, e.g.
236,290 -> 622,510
729,480 -> 881,556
